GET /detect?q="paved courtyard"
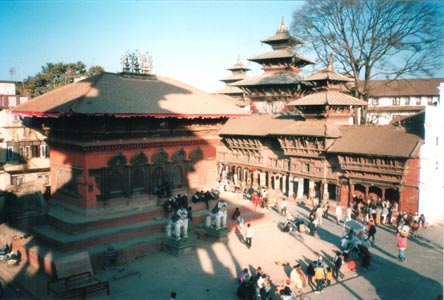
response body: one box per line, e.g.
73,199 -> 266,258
0,192 -> 443,300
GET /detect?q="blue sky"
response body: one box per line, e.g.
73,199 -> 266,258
0,1 -> 310,92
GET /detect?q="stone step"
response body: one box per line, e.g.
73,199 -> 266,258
47,205 -> 166,235
33,217 -> 168,251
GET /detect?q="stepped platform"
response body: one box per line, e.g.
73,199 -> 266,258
15,192 -> 266,276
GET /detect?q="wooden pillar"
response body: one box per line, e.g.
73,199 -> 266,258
364,185 -> 370,202
349,183 -> 355,207
309,180 -> 315,198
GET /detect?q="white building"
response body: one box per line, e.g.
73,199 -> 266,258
365,78 -> 443,125
0,81 -> 50,194
418,83 -> 444,225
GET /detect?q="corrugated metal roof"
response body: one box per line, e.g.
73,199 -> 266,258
288,91 -> 368,106
12,73 -> 249,118
232,72 -> 303,87
328,126 -> 422,157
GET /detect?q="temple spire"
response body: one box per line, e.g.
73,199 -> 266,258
236,54 -> 243,66
279,17 -> 286,32
327,54 -> 334,72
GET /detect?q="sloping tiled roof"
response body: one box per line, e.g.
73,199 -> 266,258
261,31 -> 303,45
249,49 -> 315,65
364,78 -> 443,97
214,86 -> 245,95
304,70 -> 353,82
232,72 -> 303,87
220,115 -> 340,137
328,125 -> 422,157
288,91 -> 368,106
12,73 -> 249,118
220,74 -> 248,82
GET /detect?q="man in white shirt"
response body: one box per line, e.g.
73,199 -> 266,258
245,223 -> 254,249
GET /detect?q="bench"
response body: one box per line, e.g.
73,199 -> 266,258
47,252 -> 110,299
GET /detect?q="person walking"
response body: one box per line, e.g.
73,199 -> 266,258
396,232 -> 408,262
245,223 -> 254,249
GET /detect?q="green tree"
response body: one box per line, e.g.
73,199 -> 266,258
25,61 -> 94,97
291,0 -> 444,99
88,65 -> 105,77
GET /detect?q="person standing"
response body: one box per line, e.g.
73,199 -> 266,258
396,232 -> 408,262
316,205 -> 323,226
367,219 -> 377,244
252,192 -> 261,211
245,223 -> 254,249
290,264 -> 306,290
345,205 -> 352,222
280,198 -> 287,216
335,204 -> 343,225
381,204 -> 389,225
333,251 -> 343,279
232,207 -> 244,229
314,257 -> 325,294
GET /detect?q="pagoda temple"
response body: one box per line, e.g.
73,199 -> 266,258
232,19 -> 315,114
12,69 -> 248,273
215,56 -> 250,106
218,42 -> 422,215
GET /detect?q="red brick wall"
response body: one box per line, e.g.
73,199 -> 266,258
49,136 -> 220,209
399,158 -> 420,214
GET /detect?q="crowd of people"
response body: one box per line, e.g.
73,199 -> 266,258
236,254 -> 344,299
232,188 -> 428,299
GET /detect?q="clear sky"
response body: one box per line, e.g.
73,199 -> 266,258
0,0 -> 311,93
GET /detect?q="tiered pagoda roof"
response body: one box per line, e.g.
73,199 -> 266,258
304,55 -> 354,83
288,55 -> 367,120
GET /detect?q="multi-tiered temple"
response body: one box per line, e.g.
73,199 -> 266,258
233,19 -> 315,114
218,23 -> 422,216
216,56 -> 250,106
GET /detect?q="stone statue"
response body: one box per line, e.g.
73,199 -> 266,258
206,200 -> 228,230
166,206 -> 189,240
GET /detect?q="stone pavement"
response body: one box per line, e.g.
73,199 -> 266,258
0,193 -> 443,300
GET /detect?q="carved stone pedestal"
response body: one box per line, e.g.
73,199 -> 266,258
204,227 -> 229,242
163,238 -> 195,257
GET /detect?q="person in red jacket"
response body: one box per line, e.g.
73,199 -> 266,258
252,192 -> 261,211
396,232 -> 408,262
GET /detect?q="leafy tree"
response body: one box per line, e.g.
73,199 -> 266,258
291,0 -> 444,99
24,61 -> 105,97
88,65 -> 105,77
